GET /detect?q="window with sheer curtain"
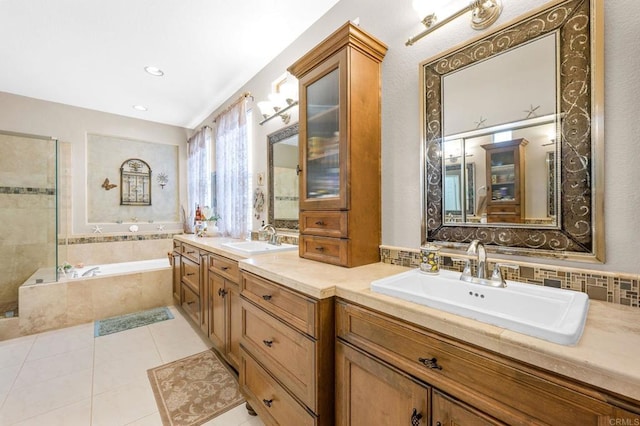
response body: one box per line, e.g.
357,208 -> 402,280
214,99 -> 249,238
187,126 -> 212,226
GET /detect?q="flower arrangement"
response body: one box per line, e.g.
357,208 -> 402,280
201,207 -> 221,224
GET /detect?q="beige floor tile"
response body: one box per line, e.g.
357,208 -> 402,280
26,322 -> 93,361
124,411 -> 163,425
13,346 -> 93,390
91,378 -> 158,426
0,363 -> 21,395
0,368 -> 92,424
92,349 -> 162,395
94,325 -> 159,366
10,398 -> 91,426
205,404 -> 264,426
0,335 -> 35,368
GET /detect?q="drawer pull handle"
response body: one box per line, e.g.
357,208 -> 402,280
221,266 -> 229,271
186,250 -> 195,254
262,295 -> 272,301
411,408 -> 423,426
262,398 -> 273,408
218,288 -> 227,297
262,339 -> 273,347
186,272 -> 195,276
418,357 -> 442,370
315,246 -> 325,252
315,220 -> 325,226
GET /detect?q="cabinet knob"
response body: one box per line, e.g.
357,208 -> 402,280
315,246 -> 325,252
221,266 -> 229,271
218,288 -> 227,297
411,408 -> 423,425
262,294 -> 272,301
262,339 -> 274,347
262,398 -> 273,408
418,357 -> 443,370
315,220 -> 326,226
296,165 -> 302,175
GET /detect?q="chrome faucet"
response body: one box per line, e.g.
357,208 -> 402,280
261,223 -> 279,245
466,239 -> 487,279
81,266 -> 100,277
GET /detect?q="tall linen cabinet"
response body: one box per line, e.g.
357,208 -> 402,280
288,21 -> 387,267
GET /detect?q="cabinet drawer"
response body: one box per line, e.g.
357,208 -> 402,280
173,240 -> 182,250
336,301 -> 615,425
181,283 -> 200,325
242,300 -> 316,410
181,257 -> 200,295
240,347 -> 316,426
181,243 -> 202,264
209,253 -> 239,282
241,272 -> 316,337
300,211 -> 347,237
487,204 -> 520,214
299,235 -> 348,266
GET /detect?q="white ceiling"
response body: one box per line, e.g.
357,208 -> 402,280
0,0 -> 340,129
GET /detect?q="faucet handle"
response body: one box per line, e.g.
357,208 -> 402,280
491,263 -> 519,287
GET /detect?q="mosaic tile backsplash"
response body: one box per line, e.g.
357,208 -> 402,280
380,246 -> 639,308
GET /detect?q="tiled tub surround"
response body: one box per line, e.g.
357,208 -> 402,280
13,258 -> 172,338
380,246 -> 639,308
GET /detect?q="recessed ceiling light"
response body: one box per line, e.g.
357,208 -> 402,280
133,105 -> 148,111
144,66 -> 164,77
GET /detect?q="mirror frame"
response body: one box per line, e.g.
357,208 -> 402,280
421,0 -> 604,262
267,122 -> 299,231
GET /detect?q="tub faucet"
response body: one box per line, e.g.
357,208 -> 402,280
261,223 -> 279,245
81,266 -> 100,277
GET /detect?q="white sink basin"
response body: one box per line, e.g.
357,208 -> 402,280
370,268 -> 589,345
220,240 -> 297,255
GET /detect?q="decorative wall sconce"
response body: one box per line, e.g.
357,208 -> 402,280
406,0 -> 503,46
157,172 -> 169,189
258,73 -> 299,125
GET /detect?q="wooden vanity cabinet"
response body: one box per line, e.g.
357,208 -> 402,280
208,253 -> 241,370
288,22 -> 387,268
336,299 -> 640,425
179,243 -> 206,330
482,138 -> 528,223
239,271 -> 334,425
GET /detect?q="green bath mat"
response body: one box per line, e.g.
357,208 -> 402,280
94,306 -> 174,337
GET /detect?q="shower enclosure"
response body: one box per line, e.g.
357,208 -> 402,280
0,130 -> 58,318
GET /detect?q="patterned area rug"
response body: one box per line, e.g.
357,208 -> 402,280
94,306 -> 174,337
147,348 -> 245,426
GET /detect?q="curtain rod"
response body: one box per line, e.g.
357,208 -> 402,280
212,91 -> 253,123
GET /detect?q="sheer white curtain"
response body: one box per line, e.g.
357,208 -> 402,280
187,126 -> 212,225
214,99 -> 248,238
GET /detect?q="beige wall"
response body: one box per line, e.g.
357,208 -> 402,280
0,92 -> 190,235
199,0 -> 640,275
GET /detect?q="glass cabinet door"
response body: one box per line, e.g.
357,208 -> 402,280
299,52 -> 347,210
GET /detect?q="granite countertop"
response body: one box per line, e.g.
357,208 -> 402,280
174,234 -> 251,262
237,249 -> 640,403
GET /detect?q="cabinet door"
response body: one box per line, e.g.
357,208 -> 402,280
172,252 -> 181,303
208,273 -> 225,350
336,341 -> 429,425
432,390 -> 505,426
226,280 -> 241,370
299,49 -> 348,211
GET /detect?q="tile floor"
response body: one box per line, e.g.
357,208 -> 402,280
0,306 -> 265,426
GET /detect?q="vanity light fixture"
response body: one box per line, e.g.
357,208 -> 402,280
259,74 -> 299,125
144,66 -> 164,77
406,0 -> 503,46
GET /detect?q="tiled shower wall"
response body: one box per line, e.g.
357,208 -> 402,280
0,134 -> 58,314
380,246 -> 639,308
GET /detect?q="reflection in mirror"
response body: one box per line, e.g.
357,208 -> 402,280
268,122 -> 299,230
422,0 -> 603,261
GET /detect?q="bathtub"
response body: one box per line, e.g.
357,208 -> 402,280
60,258 -> 170,281
18,258 -> 173,336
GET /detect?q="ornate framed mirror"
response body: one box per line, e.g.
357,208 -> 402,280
421,0 -> 604,261
268,122 -> 299,230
